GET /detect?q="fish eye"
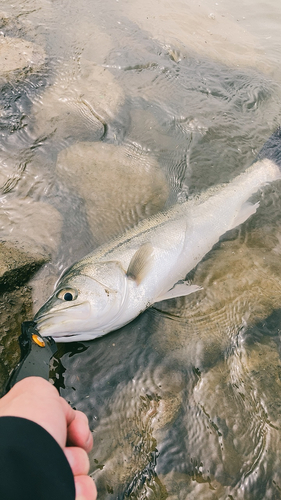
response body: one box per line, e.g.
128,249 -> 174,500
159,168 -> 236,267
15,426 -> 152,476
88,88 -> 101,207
64,292 -> 73,301
57,288 -> 78,301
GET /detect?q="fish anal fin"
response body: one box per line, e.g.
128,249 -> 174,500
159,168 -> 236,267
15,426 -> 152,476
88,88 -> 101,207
154,281 -> 202,302
127,243 -> 154,285
231,201 -> 260,230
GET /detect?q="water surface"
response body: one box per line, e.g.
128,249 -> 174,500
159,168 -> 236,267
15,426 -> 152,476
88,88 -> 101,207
1,0 -> 281,498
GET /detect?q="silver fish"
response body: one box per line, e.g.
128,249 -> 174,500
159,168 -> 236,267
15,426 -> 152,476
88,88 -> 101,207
34,131 -> 281,341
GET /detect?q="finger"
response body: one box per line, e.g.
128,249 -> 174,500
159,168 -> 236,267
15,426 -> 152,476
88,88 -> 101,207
67,410 -> 93,453
64,447 -> 90,476
2,377 -> 57,405
60,395 -> 76,427
75,475 -> 97,500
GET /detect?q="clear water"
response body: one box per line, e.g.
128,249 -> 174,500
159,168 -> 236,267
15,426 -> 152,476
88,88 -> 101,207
1,0 -> 281,498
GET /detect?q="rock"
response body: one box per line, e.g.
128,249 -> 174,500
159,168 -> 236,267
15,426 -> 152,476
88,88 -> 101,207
0,35 -> 46,84
56,141 -> 169,244
73,21 -> 113,67
0,153 -> 21,195
0,195 -> 62,393
125,109 -> 205,198
123,0 -> 269,72
79,64 -> 125,123
90,362 -> 184,499
32,81 -> 104,144
32,65 -> 125,145
0,241 -> 47,292
0,197 -> 62,257
0,286 -> 34,395
0,238 -> 49,394
191,337 -> 281,490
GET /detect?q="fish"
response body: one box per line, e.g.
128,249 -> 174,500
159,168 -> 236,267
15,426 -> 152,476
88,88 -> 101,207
34,129 -> 281,342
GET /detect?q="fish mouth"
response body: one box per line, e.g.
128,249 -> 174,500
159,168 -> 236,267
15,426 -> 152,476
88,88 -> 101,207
51,332 -> 79,340
44,329 -> 106,343
34,300 -> 91,322
34,301 -> 92,338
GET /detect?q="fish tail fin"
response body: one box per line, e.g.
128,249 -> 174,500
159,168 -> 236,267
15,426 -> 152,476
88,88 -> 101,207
256,127 -> 281,170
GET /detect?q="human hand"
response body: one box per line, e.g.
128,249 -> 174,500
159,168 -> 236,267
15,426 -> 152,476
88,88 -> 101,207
0,376 -> 97,500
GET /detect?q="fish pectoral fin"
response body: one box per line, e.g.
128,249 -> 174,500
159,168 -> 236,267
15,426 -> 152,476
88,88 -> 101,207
154,281 -> 203,302
230,201 -> 260,230
126,242 -> 154,285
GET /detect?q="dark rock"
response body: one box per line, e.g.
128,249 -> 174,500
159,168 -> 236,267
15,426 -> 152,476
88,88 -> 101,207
0,241 -> 49,394
0,286 -> 34,395
0,241 -> 48,292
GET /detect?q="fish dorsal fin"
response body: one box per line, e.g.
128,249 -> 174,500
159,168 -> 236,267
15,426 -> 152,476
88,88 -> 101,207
126,243 -> 154,285
154,281 -> 202,302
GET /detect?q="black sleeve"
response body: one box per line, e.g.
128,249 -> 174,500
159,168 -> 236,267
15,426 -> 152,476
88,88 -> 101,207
0,416 -> 75,500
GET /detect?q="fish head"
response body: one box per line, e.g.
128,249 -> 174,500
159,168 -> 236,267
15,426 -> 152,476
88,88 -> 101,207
34,260 -> 128,341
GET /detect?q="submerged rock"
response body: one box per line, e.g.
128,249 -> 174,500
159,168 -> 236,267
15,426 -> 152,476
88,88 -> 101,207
78,23 -> 113,66
0,241 -> 47,292
0,241 -> 48,394
190,337 -> 281,498
56,141 -> 169,244
0,35 -> 46,84
0,197 -> 62,257
0,286 -> 34,396
0,196 -> 62,393
0,152 -> 24,195
123,0 -> 269,72
32,65 -> 125,145
90,361 -> 184,498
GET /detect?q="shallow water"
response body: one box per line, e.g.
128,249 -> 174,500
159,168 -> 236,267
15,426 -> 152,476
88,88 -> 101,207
1,0 -> 281,498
